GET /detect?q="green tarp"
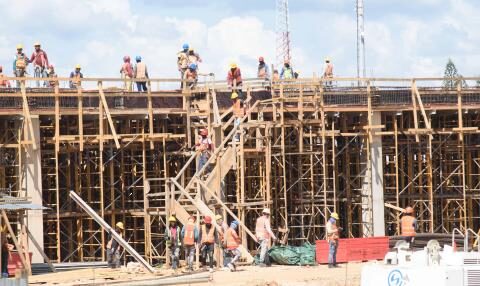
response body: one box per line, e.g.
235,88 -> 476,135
256,243 -> 316,266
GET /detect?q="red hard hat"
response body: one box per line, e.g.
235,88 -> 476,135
259,56 -> 264,62
123,56 -> 130,62
204,216 -> 212,224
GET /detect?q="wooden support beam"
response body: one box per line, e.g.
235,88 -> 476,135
1,210 -> 31,274
77,85 -> 84,151
20,82 -> 37,150
411,80 -> 420,142
412,82 -> 432,130
147,82 -> 154,150
98,81 -> 121,149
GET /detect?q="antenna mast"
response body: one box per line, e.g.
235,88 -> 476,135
276,0 -> 291,69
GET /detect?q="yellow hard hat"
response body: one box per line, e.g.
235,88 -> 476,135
231,92 -> 239,99
75,64 -> 81,69
188,47 -> 194,52
115,222 -> 124,230
331,212 -> 339,220
230,62 -> 237,69
168,216 -> 176,222
34,42 -> 41,46
16,44 -> 23,50
215,214 -> 223,221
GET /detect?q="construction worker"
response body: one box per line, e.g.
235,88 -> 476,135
1,226 -> 13,278
195,128 -> 213,172
177,43 -> 189,88
184,63 -> 198,90
46,65 -> 58,88
134,56 -> 149,92
13,44 -> 29,88
165,216 -> 181,270
231,92 -> 245,142
106,222 -> 124,269
199,216 -> 219,273
0,66 -> 11,88
256,208 -> 277,267
69,65 -> 83,88
30,42 -> 49,87
120,56 -> 134,92
257,56 -> 270,79
400,206 -> 417,245
280,60 -> 294,80
323,57 -> 334,86
225,220 -> 241,272
181,216 -> 198,272
326,212 -> 340,268
215,215 -> 229,267
272,69 -> 280,81
187,48 -> 202,67
227,62 -> 243,99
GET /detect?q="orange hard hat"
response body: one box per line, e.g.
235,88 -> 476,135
405,206 -> 414,214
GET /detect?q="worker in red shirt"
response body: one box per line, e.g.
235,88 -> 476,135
227,62 -> 243,100
30,42 -> 49,87
120,56 -> 134,92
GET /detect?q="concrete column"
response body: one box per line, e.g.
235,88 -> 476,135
371,112 -> 385,236
22,115 -> 44,263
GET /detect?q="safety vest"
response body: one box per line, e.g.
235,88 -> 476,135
255,216 -> 270,240
136,62 -> 147,79
326,221 -> 339,242
201,225 -> 215,244
72,72 -> 82,86
325,63 -> 334,77
225,228 -> 240,250
258,65 -> 267,78
166,226 -> 181,246
183,222 -> 196,246
177,52 -> 188,69
401,215 -> 416,237
15,53 -> 27,69
283,67 -> 293,79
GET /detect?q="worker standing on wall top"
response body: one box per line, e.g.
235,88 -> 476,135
181,216 -> 199,272
69,65 -> 83,89
120,56 -> 134,92
46,65 -> 58,88
195,128 -> 213,172
225,220 -> 241,272
401,206 -> 417,246
323,57 -> 334,87
257,56 -> 270,79
231,92 -> 245,142
227,62 -> 243,100
177,43 -> 189,88
134,56 -> 149,92
326,212 -> 340,268
199,216 -> 219,273
256,208 -> 277,267
165,216 -> 181,270
184,63 -> 198,90
13,44 -> 29,88
0,66 -> 11,88
280,60 -> 294,80
106,222 -> 124,269
30,42 -> 49,87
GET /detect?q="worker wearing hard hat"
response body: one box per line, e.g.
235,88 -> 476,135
13,44 -> 29,88
256,208 -> 277,267
231,92 -> 245,142
225,220 -> 241,272
69,64 -> 83,89
199,216 -> 219,273
227,62 -> 243,100
30,42 -> 49,87
195,128 -> 213,172
280,59 -> 294,80
184,63 -> 198,90
120,56 -> 134,92
46,64 -> 58,88
177,43 -> 190,88
322,57 -> 334,87
106,222 -> 124,269
400,206 -> 417,246
326,212 -> 341,268
181,216 -> 199,272
165,216 -> 181,270
134,56 -> 149,92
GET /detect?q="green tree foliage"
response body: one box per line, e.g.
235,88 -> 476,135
443,59 -> 467,88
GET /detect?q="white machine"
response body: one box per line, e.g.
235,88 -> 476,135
361,229 -> 480,286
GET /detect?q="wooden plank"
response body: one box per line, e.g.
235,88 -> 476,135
77,85 -> 84,151
384,203 -> 406,213
98,81 -> 121,149
412,82 -> 431,130
147,82 -> 154,150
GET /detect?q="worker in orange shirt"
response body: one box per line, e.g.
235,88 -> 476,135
400,206 -> 417,246
181,216 -> 199,272
224,220 -> 241,272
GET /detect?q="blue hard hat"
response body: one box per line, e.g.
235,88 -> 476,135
183,43 -> 189,50
231,220 -> 239,227
136,56 -> 142,62
189,63 -> 197,70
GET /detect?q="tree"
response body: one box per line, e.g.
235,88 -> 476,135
443,59 -> 467,88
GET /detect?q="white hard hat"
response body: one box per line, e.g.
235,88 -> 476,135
262,208 -> 271,215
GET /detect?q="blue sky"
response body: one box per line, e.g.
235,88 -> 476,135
0,0 -> 478,85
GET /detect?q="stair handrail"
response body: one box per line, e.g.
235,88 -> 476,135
465,228 -> 480,253
452,228 -> 466,252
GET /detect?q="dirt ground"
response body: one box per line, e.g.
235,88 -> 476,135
28,263 -> 365,286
